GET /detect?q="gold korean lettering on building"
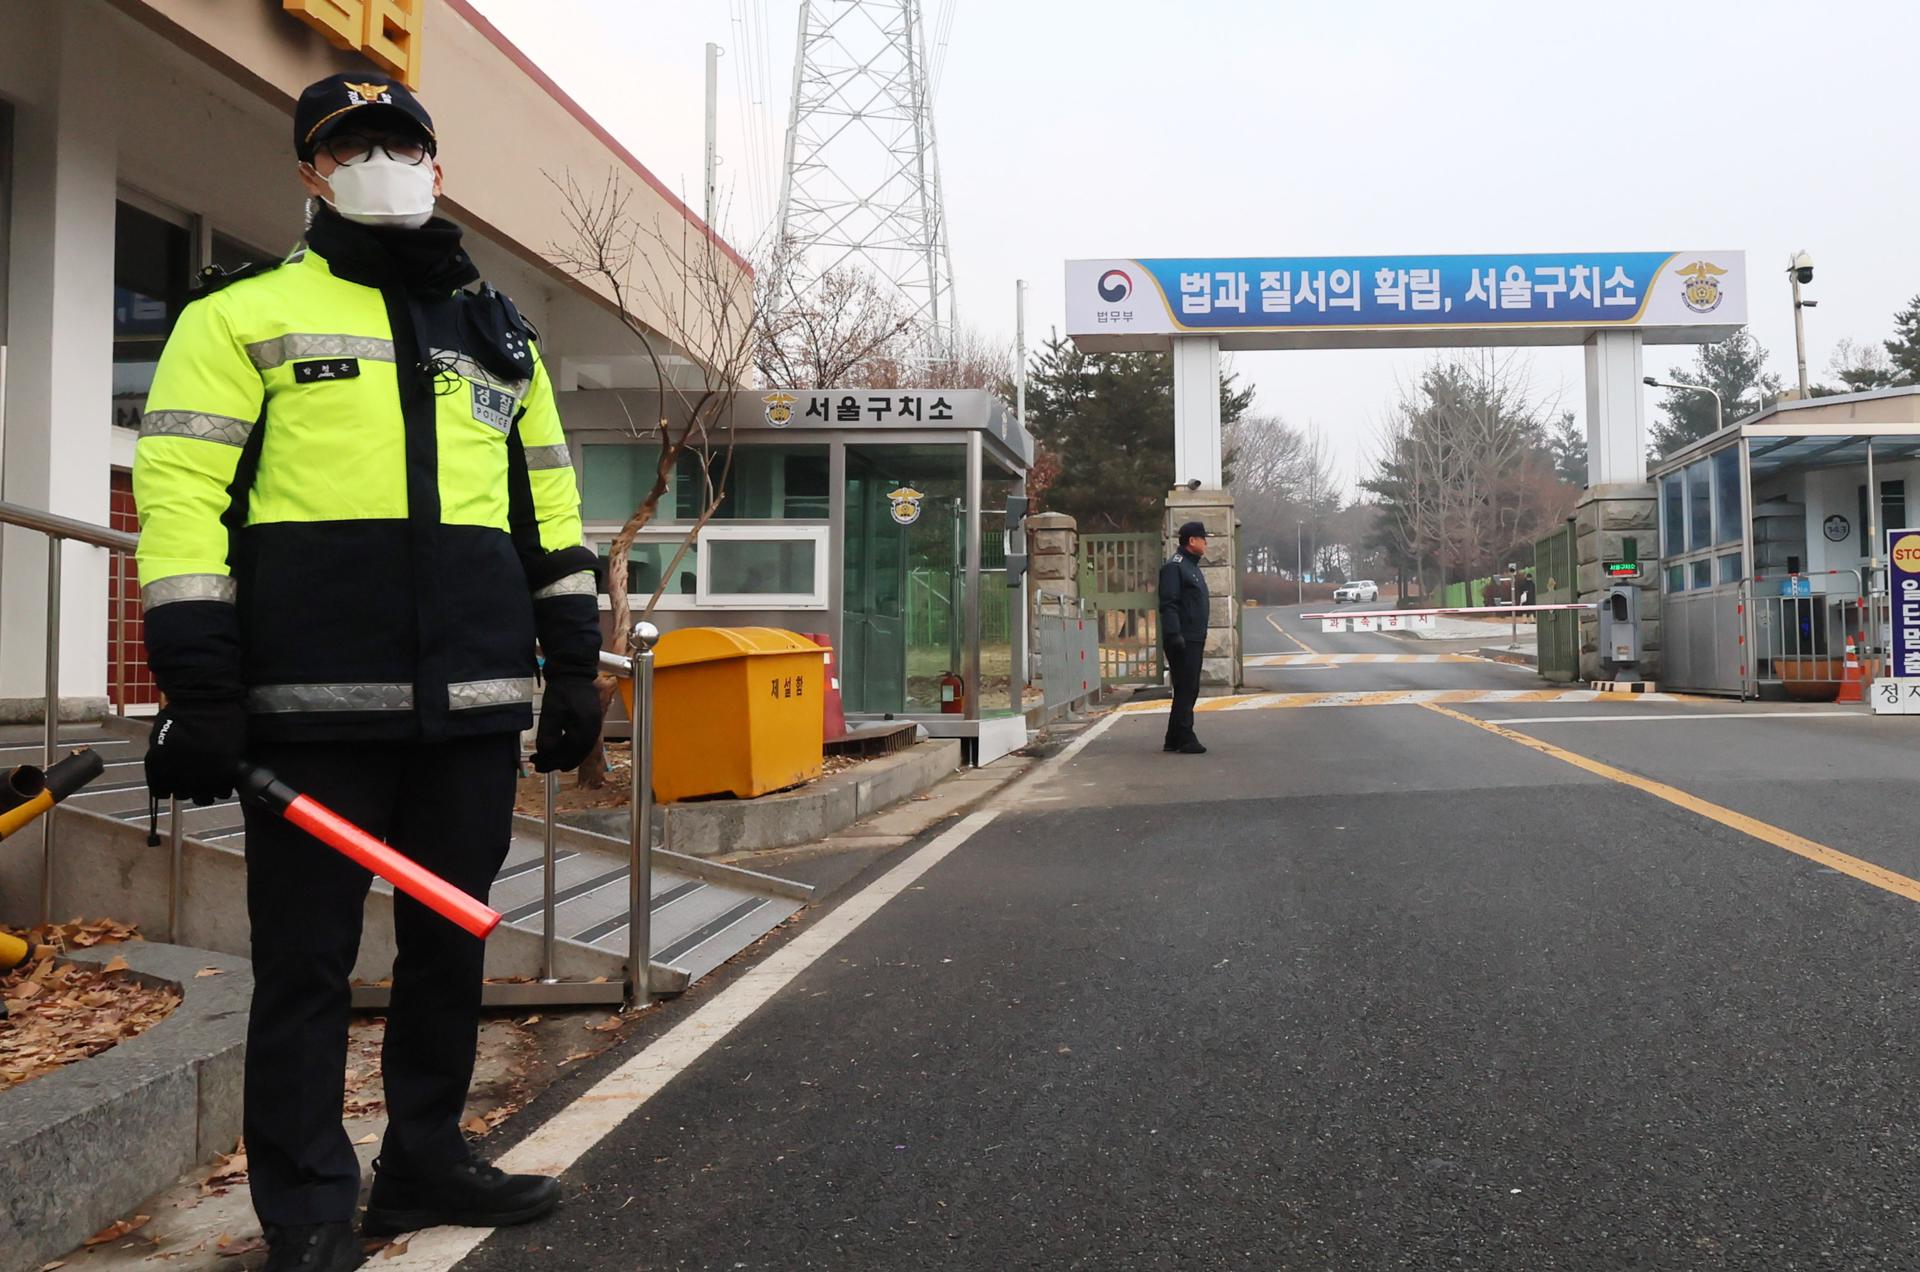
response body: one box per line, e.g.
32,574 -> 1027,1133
284,0 -> 424,90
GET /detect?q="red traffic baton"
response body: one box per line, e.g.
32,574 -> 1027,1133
236,764 -> 502,939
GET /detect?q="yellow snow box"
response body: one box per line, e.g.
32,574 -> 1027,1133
621,627 -> 826,803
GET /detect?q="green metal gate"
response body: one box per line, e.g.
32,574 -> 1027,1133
1078,532 -> 1164,685
1534,519 -> 1578,683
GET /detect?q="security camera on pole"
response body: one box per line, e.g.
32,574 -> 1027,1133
1789,250 -> 1816,399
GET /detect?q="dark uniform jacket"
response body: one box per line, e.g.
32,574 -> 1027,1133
1158,549 -> 1210,649
133,209 -> 600,745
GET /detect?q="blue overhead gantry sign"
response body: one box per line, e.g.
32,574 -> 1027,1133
1066,251 -> 1746,351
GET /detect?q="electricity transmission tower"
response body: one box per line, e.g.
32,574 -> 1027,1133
776,0 -> 956,362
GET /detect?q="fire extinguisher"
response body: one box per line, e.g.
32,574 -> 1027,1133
938,670 -> 964,714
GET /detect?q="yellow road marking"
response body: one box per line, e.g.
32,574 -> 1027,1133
1263,609 -> 1317,655
1418,702 -> 1920,907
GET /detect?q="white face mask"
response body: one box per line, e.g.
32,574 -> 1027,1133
319,153 -> 436,229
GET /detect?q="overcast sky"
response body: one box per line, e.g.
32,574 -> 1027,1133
473,0 -> 1920,489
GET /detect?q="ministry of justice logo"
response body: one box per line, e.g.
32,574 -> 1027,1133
1097,269 -> 1132,302
762,392 -> 797,428
1676,260 -> 1727,314
887,487 -> 924,526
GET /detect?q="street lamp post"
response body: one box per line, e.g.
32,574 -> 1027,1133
1644,375 -> 1724,437
1296,520 -> 1304,606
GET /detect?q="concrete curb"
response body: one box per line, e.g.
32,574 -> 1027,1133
1478,646 -> 1539,667
0,941 -> 249,1272
563,740 -> 962,858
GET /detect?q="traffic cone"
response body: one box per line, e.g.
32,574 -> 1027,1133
1838,639 -> 1866,704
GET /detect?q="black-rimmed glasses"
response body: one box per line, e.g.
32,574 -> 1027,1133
316,133 -> 433,167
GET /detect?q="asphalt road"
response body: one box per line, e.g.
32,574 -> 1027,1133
454,623 -> 1920,1271
1243,602 -> 1537,695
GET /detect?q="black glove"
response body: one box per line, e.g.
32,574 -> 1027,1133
533,676 -> 603,773
146,700 -> 247,806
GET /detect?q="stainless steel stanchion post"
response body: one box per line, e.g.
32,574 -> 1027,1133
541,769 -> 558,982
41,537 -> 61,924
168,797 -> 184,941
626,620 -> 659,1006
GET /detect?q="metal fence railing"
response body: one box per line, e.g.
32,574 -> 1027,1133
0,499 -> 665,1006
1034,590 -> 1101,711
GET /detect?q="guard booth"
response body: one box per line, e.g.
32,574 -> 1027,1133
555,387 -> 1035,764
1651,386 -> 1920,697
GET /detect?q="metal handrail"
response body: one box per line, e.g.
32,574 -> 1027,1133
0,499 -> 151,926
1,499 -> 662,1005
0,499 -> 138,552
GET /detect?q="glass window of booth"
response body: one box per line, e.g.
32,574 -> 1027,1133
1661,474 -> 1684,557
1713,449 -> 1741,544
1686,460 -> 1712,552
581,444 -> 830,524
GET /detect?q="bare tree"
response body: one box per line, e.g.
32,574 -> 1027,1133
547,172 -> 760,785
754,256 -> 918,388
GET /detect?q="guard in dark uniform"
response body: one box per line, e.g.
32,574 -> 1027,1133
1159,521 -> 1211,754
135,74 -> 601,1271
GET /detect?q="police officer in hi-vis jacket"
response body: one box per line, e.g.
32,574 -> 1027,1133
135,72 -> 601,1271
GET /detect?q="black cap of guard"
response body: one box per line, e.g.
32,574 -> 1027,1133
1176,521 -> 1210,542
294,72 -> 435,162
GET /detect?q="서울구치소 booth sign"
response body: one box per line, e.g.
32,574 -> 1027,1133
1066,252 -> 1747,351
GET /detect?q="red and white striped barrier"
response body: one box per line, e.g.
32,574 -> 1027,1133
1302,602 -> 1597,634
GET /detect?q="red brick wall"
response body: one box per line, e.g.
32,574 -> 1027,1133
108,470 -> 159,707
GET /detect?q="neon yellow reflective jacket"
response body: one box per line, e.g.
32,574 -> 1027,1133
133,214 -> 600,742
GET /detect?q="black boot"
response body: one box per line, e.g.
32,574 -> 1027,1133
263,1222 -> 365,1272
363,1157 -> 561,1236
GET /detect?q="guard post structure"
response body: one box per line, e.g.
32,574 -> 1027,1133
1064,251 -> 1746,695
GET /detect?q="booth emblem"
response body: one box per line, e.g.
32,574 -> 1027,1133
1676,260 -> 1727,314
762,392 -> 798,428
887,487 -> 925,526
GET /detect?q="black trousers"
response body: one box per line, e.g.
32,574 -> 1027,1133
241,734 -> 517,1226
1165,641 -> 1204,748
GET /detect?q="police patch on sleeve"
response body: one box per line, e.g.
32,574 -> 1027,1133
470,383 -> 517,433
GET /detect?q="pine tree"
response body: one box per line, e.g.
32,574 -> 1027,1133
1649,328 -> 1783,456
1883,295 -> 1920,385
1022,335 -> 1250,532
1545,411 -> 1587,486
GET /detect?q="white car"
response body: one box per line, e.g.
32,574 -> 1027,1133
1332,580 -> 1379,603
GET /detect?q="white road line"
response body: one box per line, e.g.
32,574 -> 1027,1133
384,710 -> 1127,1271
1497,710 -> 1856,726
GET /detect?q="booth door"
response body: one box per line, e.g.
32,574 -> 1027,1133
843,457 -> 907,714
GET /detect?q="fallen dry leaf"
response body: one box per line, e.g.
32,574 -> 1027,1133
354,1133 -> 379,1145
215,1234 -> 266,1257
195,966 -> 225,978
461,1115 -> 490,1136
586,1014 -> 622,1033
39,1261 -> 67,1270
100,955 -> 129,974
382,1236 -> 412,1258
82,1215 -> 150,1246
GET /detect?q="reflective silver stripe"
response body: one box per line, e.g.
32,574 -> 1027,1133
141,574 -> 236,610
523,444 -> 573,471
427,348 -> 530,397
448,676 -> 537,710
532,571 -> 596,601
138,411 -> 255,447
247,683 -> 414,714
246,333 -> 397,371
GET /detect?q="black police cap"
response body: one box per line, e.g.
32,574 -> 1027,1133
1176,520 -> 1210,541
294,72 -> 436,162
